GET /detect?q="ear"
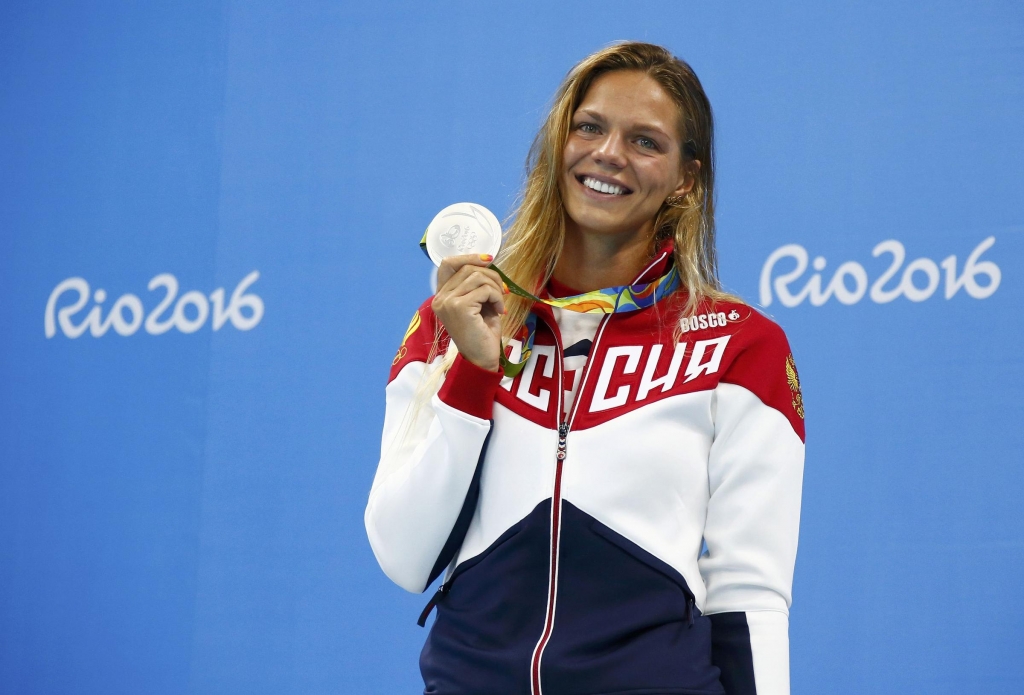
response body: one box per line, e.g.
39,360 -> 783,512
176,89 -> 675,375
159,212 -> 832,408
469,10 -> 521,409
672,159 -> 701,197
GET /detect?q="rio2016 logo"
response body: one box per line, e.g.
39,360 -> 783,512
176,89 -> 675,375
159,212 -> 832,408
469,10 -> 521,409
45,271 -> 264,338
760,237 -> 1000,307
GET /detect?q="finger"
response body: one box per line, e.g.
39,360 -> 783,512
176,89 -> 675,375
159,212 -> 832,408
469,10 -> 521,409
436,270 -> 504,312
433,269 -> 504,319
437,254 -> 495,292
445,266 -> 505,299
436,264 -> 495,306
437,253 -> 495,290
452,283 -> 505,317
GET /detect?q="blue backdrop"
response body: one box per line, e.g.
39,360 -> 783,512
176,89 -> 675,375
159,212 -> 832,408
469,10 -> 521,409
1,2 -> 1021,693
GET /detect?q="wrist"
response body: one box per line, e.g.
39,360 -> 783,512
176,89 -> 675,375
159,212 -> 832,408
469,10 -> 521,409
462,353 -> 501,373
437,353 -> 504,419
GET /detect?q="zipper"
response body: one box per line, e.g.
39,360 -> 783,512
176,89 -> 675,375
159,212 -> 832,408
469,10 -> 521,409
529,252 -> 668,695
417,577 -> 453,627
528,310 -> 614,695
556,422 -> 568,460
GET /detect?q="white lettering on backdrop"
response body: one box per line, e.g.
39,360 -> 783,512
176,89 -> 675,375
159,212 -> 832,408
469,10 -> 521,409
45,271 -> 264,338
760,237 -> 1001,307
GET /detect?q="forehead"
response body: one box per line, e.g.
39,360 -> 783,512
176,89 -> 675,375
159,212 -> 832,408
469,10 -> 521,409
575,70 -> 682,135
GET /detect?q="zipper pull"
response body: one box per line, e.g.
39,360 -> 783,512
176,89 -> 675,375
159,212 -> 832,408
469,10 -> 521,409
417,581 -> 451,627
556,422 -> 568,460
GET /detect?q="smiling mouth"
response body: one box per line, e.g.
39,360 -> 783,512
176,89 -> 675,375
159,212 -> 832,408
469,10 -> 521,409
577,175 -> 632,196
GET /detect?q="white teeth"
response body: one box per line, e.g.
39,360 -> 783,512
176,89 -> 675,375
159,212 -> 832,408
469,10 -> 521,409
583,177 -> 625,195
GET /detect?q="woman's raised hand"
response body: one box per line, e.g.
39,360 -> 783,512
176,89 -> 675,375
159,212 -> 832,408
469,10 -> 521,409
432,254 -> 507,372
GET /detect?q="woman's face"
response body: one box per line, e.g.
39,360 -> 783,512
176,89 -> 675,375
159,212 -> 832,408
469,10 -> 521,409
561,70 -> 695,241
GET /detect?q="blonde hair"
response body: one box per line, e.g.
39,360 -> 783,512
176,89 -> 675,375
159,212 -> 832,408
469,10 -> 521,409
428,41 -> 737,381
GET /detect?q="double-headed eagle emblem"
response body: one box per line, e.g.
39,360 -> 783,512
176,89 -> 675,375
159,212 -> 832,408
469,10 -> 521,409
785,354 -> 804,419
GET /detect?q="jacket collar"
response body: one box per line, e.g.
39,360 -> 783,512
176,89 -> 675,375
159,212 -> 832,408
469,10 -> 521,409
530,239 -> 678,328
634,238 -> 675,285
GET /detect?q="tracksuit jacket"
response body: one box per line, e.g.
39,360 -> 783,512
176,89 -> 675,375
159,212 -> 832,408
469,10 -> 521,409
366,247 -> 806,695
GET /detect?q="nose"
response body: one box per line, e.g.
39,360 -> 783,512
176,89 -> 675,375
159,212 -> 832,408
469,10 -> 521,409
592,130 -> 627,169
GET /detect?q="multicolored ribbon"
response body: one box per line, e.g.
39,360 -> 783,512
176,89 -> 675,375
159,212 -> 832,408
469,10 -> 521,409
489,263 -> 679,314
420,235 -> 680,376
494,265 -> 680,376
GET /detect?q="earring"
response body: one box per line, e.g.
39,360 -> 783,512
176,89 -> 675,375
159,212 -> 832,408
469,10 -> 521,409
665,195 -> 687,208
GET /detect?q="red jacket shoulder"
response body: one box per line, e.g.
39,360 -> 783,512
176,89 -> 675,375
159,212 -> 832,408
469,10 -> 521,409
715,302 -> 806,442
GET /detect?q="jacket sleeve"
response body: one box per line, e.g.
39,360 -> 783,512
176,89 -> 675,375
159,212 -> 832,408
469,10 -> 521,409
364,300 -> 504,593
698,317 -> 805,695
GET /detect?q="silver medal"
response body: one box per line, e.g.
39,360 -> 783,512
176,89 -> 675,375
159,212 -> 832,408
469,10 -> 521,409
424,203 -> 502,267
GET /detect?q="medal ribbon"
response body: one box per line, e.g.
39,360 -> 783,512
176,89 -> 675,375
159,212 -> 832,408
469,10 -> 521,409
420,235 -> 680,376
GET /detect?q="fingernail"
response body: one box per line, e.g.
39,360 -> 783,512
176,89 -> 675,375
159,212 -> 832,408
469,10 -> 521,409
502,282 -> 509,294
502,306 -> 507,315
480,254 -> 493,262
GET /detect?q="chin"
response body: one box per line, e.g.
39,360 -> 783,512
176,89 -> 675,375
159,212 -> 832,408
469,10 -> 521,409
564,201 -> 635,237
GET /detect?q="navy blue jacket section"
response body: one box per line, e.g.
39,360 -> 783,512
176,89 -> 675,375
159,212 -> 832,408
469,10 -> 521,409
709,613 -> 756,695
420,500 -> 725,695
424,427 -> 493,589
542,502 -> 724,695
420,501 -> 551,695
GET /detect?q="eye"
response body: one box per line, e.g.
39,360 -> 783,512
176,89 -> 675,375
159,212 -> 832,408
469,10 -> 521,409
576,122 -> 600,134
636,136 -> 659,151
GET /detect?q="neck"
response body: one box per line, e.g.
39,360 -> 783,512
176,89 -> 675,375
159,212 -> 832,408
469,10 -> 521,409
552,220 -> 656,291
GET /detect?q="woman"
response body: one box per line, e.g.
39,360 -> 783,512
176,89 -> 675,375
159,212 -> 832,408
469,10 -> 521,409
366,42 -> 805,695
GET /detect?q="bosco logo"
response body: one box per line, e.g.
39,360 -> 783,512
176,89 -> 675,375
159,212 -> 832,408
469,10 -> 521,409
678,310 -> 737,333
760,237 -> 1001,307
45,271 -> 264,339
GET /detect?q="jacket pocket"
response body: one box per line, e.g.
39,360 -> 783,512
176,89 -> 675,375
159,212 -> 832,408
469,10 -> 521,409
589,519 -> 697,606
